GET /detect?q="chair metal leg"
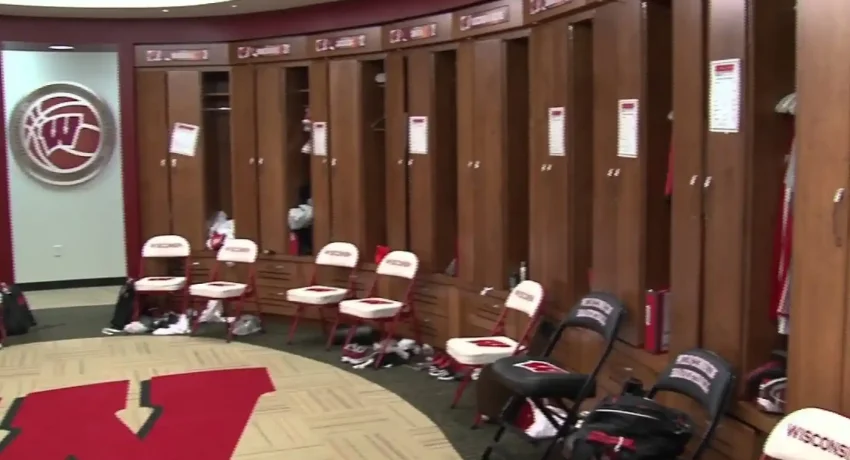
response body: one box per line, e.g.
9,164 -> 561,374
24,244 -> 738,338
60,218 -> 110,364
374,317 -> 400,369
480,425 -> 507,460
131,293 -> 142,322
287,305 -> 303,344
341,318 -> 360,349
227,297 -> 246,343
325,307 -> 341,350
450,365 -> 473,408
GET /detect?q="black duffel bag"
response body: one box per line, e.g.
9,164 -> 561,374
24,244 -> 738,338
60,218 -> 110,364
568,394 -> 693,460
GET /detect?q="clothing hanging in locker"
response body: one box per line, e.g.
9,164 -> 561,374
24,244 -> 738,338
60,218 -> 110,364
771,92 -> 797,335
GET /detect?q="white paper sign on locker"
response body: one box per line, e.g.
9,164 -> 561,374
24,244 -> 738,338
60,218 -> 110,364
170,122 -> 200,157
408,116 -> 429,154
617,99 -> 639,158
708,58 -> 741,133
548,107 -> 566,156
312,122 -> 328,156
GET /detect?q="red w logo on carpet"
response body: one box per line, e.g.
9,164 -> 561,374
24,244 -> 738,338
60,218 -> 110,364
0,367 -> 275,460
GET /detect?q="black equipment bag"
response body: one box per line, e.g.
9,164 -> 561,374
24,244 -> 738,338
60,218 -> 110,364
109,278 -> 136,330
569,394 -> 694,460
1,283 -> 36,335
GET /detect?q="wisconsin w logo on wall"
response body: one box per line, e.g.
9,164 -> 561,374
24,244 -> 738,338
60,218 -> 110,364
8,82 -> 116,186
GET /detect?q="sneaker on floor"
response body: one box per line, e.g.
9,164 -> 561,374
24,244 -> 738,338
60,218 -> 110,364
152,314 -> 190,336
101,327 -> 123,336
341,344 -> 370,363
351,351 -> 378,369
123,321 -> 150,335
198,301 -> 226,323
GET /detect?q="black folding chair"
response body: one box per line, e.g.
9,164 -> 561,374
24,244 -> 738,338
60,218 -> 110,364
644,348 -> 736,459
480,292 -> 626,460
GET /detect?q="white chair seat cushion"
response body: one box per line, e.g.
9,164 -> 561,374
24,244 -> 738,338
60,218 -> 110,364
339,297 -> 403,319
189,281 -> 248,299
286,285 -> 348,305
135,276 -> 186,292
447,336 -> 521,366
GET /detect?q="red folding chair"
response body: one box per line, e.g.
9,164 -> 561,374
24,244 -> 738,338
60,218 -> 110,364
188,238 -> 261,342
761,408 -> 850,460
445,280 -> 544,409
285,241 -> 359,348
133,235 -> 192,321
338,250 -> 420,368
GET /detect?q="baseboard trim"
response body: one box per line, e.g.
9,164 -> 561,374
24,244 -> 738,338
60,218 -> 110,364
17,277 -> 126,292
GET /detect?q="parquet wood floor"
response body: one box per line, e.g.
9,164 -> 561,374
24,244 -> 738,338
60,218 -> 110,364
0,336 -> 463,459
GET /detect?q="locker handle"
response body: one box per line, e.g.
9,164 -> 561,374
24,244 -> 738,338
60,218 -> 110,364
331,158 -> 338,167
397,159 -> 404,165
613,168 -> 620,177
473,161 -> 480,169
407,159 -> 413,166
258,158 -> 264,165
540,164 -> 546,172
833,187 -> 846,247
170,158 -> 177,168
607,168 -> 614,177
159,159 -> 166,167
467,161 -> 474,168
689,175 -> 699,186
703,176 -> 712,188
249,158 -> 255,165
322,158 -> 327,164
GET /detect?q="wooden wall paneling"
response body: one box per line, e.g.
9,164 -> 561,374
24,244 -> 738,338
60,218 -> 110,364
702,0 -> 748,372
166,70 -> 207,250
474,39 -> 508,288
384,51 -> 409,251
359,57 -> 388,254
309,60 -> 333,251
255,64 -> 287,255
429,49 -> 459,273
407,48 -> 458,273
503,36 -> 530,289
229,65 -> 260,243
328,59 -> 361,246
566,19 -> 597,374
528,23 -> 553,301
456,41 -> 478,284
669,0 -> 707,358
136,71 -> 171,246
739,0 -> 796,387
789,0 -> 850,412
590,4 -> 620,293
613,0 -> 672,346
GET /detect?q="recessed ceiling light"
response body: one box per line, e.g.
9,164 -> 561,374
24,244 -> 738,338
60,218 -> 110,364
49,45 -> 74,50
162,8 -> 169,12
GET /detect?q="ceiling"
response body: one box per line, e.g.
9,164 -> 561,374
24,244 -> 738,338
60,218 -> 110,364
0,0 -> 342,18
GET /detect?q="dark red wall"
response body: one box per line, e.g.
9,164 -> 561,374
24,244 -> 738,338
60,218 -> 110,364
0,0 -> 482,283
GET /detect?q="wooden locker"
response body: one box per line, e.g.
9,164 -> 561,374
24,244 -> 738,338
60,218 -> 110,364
166,70 -> 206,251
407,48 -> 457,273
612,0 -> 672,346
229,65 -> 259,244
528,23 -> 556,297
136,70 -> 171,243
309,60 -> 332,251
456,41 -> 477,284
384,52 -> 409,251
591,5 -> 620,293
472,39 -> 503,287
255,64 -> 287,255
669,0 -> 707,356
328,59 -> 362,247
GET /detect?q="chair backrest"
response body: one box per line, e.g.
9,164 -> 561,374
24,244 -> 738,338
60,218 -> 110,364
216,238 -> 259,264
762,408 -> 850,460
559,291 -> 626,343
504,280 -> 544,318
142,235 -> 190,258
375,250 -> 418,279
648,348 -> 736,459
315,242 -> 359,268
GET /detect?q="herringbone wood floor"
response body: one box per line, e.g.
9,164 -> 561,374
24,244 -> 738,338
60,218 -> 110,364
0,336 -> 463,459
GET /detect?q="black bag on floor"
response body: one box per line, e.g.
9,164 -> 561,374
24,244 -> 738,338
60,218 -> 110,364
569,394 -> 693,460
1,283 -> 36,335
108,278 -> 136,331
